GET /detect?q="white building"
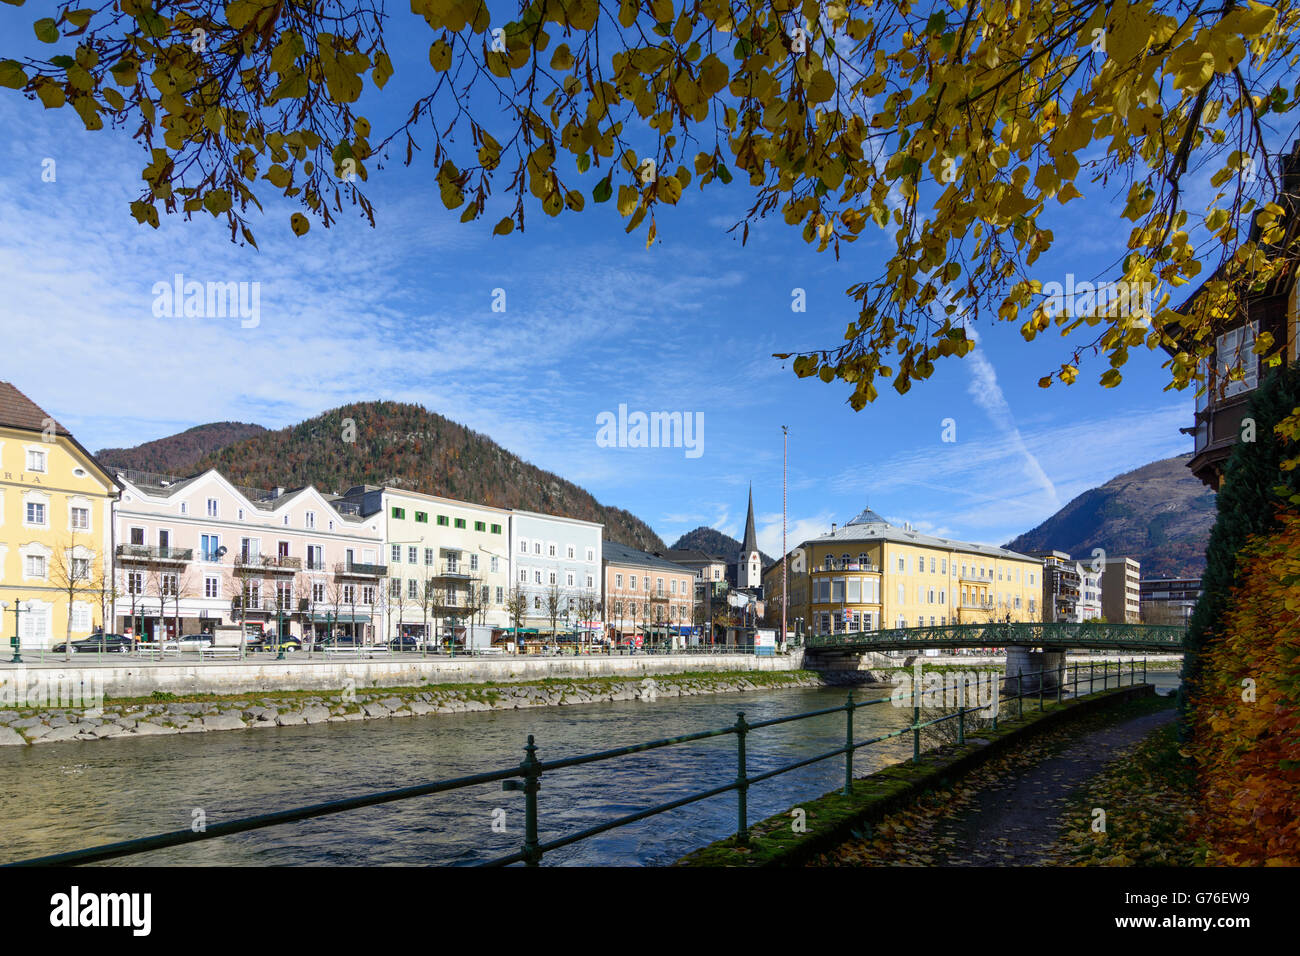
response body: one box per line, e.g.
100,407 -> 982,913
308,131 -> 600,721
508,510 -> 603,635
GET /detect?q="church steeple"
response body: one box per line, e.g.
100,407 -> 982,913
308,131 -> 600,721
741,483 -> 759,556
739,483 -> 760,589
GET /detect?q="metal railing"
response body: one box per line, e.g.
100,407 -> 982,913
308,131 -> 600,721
4,657 -> 1151,867
807,621 -> 1185,652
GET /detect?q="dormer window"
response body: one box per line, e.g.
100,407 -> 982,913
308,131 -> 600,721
26,449 -> 46,473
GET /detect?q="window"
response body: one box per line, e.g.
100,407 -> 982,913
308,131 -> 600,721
408,579 -> 418,599
70,507 -> 90,530
548,544 -> 557,557
200,534 -> 220,562
630,575 -> 637,590
548,572 -> 557,585
491,524 -> 502,534
534,570 -> 543,584
26,449 -> 46,473
305,511 -> 316,529
941,559 -> 947,575
518,538 -> 528,553
586,575 -> 594,589
454,518 -> 466,529
205,576 -> 220,599
566,572 -> 574,587
311,583 -> 325,603
71,556 -> 90,580
392,507 -> 406,519
534,542 -> 542,555
897,557 -> 905,572
307,545 -> 324,570
475,521 -> 486,532
495,587 -> 503,604
207,498 -> 219,518
616,573 -> 623,589
490,556 -> 499,573
25,502 -> 46,526
180,502 -> 188,515
656,577 -> 664,596
127,571 -> 143,594
519,569 -> 527,583
26,554 -> 47,578
129,527 -> 145,546
470,554 -> 479,571
343,585 -> 357,604
438,515 -> 449,526
416,512 -> 428,523
930,557 -> 936,573
585,547 -> 595,562
390,579 -> 402,598
391,545 -> 402,562
408,546 -> 418,564
567,545 -> 575,559
425,548 -> 435,566
1216,323 -> 1259,397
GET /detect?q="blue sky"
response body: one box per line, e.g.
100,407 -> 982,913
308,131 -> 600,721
0,17 -> 1214,558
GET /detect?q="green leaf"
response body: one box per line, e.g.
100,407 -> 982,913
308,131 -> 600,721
33,17 -> 58,42
592,175 -> 612,202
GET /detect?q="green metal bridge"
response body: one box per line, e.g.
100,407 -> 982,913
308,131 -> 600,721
804,621 -> 1186,654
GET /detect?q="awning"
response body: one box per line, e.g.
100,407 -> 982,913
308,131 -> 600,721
309,613 -> 371,623
506,628 -> 540,635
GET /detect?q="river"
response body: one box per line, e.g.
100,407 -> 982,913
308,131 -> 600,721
0,672 -> 1181,865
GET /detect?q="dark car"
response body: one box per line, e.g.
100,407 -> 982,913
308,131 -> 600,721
387,635 -> 422,651
52,633 -> 135,654
318,635 -> 363,648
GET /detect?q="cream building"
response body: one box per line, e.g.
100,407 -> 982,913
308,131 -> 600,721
766,507 -> 1042,637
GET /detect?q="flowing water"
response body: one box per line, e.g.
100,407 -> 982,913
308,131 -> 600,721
0,671 -> 1181,866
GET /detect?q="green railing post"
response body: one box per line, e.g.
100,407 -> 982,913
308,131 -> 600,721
843,692 -> 854,796
1143,656 -> 1147,684
1017,672 -> 1023,719
912,697 -> 920,762
1038,666 -> 1044,712
1130,658 -> 1135,687
1089,660 -> 1094,695
734,711 -> 749,845
992,671 -> 999,731
520,735 -> 542,866
958,704 -> 965,745
1057,659 -> 1064,704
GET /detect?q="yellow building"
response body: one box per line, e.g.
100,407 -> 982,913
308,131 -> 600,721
763,507 -> 1042,637
0,383 -> 118,648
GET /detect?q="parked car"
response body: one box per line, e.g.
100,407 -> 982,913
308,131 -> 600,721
245,634 -> 303,653
52,633 -> 135,654
160,635 -> 215,653
387,635 -> 422,651
318,635 -> 363,648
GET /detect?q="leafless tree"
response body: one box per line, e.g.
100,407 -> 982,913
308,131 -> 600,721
49,534 -> 95,660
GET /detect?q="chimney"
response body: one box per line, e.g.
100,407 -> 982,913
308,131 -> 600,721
831,522 -> 837,534
273,486 -> 285,499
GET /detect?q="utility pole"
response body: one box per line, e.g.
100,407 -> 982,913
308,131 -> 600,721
782,424 -> 788,648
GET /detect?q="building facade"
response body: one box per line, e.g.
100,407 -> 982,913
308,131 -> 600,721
112,470 -> 385,641
1101,556 -> 1142,624
602,541 -> 694,643
1139,577 -> 1202,625
336,485 -> 512,640
0,383 -> 118,648
508,510 -> 603,635
766,508 -> 1042,637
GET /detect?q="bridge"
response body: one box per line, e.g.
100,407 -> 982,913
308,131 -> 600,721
804,622 -> 1185,693
804,621 -> 1186,654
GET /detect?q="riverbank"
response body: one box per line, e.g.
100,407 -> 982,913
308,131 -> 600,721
0,649 -> 806,698
0,668 -> 840,747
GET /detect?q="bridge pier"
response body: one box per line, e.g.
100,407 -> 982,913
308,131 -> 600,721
1003,646 -> 1064,697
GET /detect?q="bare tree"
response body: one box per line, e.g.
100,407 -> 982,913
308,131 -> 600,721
504,584 -> 528,651
49,534 -> 96,660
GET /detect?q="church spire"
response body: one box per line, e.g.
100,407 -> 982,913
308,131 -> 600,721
741,483 -> 758,555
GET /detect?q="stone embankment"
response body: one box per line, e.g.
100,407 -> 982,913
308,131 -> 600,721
0,670 -> 842,747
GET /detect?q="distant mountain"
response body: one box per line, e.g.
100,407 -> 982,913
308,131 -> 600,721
1005,454 -> 1216,578
671,526 -> 775,566
184,401 -> 665,552
96,422 -> 267,474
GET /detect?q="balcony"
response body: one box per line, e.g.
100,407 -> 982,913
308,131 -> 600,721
116,545 -> 193,563
812,562 -> 880,574
334,561 -> 387,578
428,563 -> 471,580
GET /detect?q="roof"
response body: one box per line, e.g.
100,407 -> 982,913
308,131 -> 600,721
740,484 -> 759,554
0,382 -> 69,434
660,548 -> 727,564
603,540 -> 691,573
809,508 -> 1040,562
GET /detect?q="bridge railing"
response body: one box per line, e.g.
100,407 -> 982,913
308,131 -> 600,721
805,621 -> 1186,651
4,658 -> 1151,867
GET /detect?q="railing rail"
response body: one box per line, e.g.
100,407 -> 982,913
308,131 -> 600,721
806,621 -> 1185,651
4,655 -> 1152,867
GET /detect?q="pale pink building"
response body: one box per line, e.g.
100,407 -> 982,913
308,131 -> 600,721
112,469 -> 385,641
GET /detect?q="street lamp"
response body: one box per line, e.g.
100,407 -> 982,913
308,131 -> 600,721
2,600 -> 25,663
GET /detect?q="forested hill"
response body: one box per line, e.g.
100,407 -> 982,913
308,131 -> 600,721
188,401 -> 665,551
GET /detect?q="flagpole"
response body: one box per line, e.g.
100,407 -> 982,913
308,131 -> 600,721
782,424 -> 788,648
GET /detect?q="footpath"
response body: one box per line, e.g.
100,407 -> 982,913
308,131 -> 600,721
812,696 -> 1178,866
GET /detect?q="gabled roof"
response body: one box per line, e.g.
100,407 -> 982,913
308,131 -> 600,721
812,511 -> 1039,562
0,381 -> 69,435
604,540 -> 691,573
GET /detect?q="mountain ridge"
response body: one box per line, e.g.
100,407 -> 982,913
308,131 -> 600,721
1004,453 -> 1214,578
